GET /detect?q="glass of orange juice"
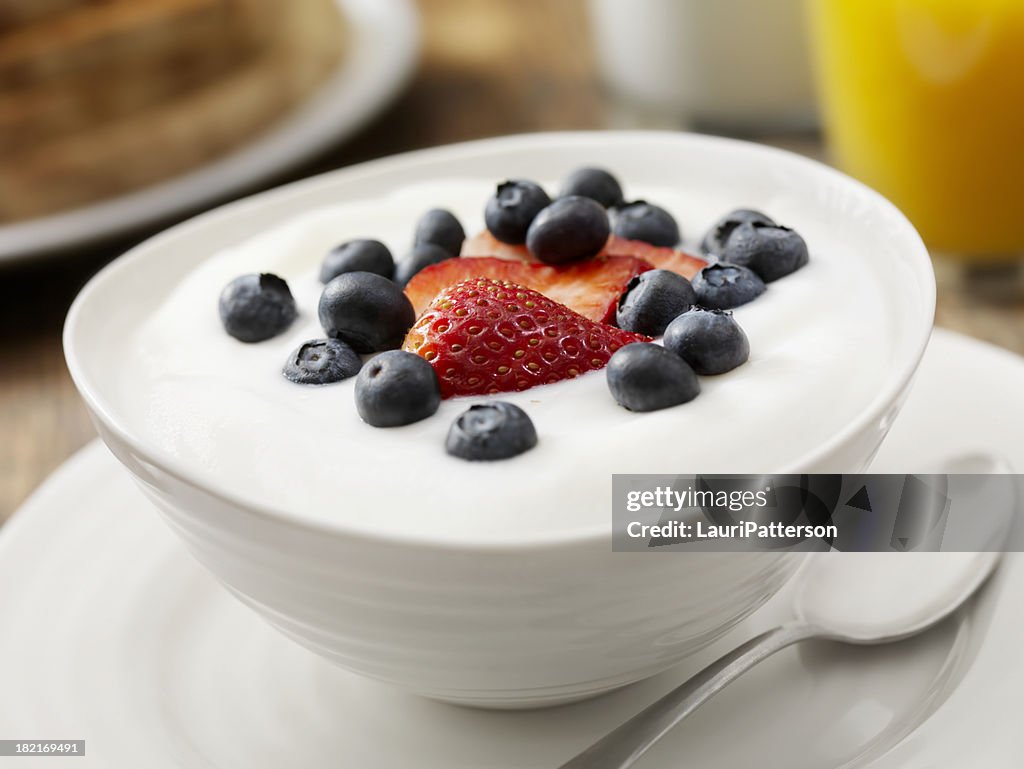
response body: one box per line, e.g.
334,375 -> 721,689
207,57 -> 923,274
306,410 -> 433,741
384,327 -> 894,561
807,0 -> 1024,261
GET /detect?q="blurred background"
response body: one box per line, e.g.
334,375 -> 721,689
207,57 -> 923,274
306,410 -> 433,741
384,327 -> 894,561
2,0 -> 1022,520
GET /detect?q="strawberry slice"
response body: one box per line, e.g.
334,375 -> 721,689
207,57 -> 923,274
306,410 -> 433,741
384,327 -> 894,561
461,230 -> 707,279
405,255 -> 651,323
604,236 -> 707,280
461,231 -> 537,262
403,278 -> 648,398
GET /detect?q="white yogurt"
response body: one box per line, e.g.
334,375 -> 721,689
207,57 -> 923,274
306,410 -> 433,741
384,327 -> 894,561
124,179 -> 894,544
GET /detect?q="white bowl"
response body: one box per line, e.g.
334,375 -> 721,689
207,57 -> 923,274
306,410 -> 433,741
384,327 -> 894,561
65,132 -> 934,708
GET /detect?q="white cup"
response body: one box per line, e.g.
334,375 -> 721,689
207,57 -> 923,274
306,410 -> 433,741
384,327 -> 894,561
589,0 -> 818,131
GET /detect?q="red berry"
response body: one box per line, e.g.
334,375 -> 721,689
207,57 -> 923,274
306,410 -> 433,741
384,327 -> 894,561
604,236 -> 707,279
404,254 -> 651,323
461,230 -> 707,280
403,278 -> 648,398
461,230 -> 539,261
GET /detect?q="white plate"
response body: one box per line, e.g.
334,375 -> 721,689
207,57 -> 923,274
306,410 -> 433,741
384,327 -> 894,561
1,328 -> 1022,768
0,0 -> 419,266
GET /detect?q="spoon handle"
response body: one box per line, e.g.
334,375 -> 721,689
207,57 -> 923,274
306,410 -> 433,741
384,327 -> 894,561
557,622 -> 821,769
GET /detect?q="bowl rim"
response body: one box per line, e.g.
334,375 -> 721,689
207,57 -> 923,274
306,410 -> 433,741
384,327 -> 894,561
64,130 -> 936,553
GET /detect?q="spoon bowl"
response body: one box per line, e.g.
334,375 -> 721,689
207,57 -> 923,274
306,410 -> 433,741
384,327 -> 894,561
796,552 -> 1002,644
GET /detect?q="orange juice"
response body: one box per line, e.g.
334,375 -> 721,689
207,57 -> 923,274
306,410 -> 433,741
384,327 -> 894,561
808,0 -> 1024,257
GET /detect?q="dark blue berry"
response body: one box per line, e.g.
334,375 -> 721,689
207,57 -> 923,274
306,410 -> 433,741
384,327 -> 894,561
218,273 -> 297,343
610,201 -> 680,247
526,196 -> 610,265
559,167 -> 624,208
691,263 -> 765,309
393,243 -> 453,287
283,339 -> 362,385
606,343 -> 700,412
320,239 -> 394,283
663,308 -> 749,375
484,180 -> 551,244
446,402 -> 538,461
318,272 -> 415,353
719,221 -> 809,282
616,269 -> 695,336
701,209 -> 775,255
414,208 -> 466,257
354,350 -> 441,427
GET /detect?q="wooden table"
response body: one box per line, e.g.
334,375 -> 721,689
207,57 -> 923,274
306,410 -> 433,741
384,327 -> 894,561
2,0 -> 1022,522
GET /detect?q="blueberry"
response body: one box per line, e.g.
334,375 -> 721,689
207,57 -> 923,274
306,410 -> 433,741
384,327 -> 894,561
701,209 -> 775,254
414,208 -> 466,257
610,201 -> 680,247
484,180 -> 551,244
691,263 -> 765,309
664,308 -> 749,375
446,402 -> 538,461
719,221 -> 809,282
320,239 -> 394,283
218,273 -> 297,343
318,272 -> 415,353
354,350 -> 441,427
283,339 -> 362,385
606,343 -> 700,412
393,243 -> 453,287
558,167 -> 624,208
525,196 -> 610,265
616,269 -> 696,336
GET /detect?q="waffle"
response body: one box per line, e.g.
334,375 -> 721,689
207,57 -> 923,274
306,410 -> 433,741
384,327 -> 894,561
0,0 -> 346,222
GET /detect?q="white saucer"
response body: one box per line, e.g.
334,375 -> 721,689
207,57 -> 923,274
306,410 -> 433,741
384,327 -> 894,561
0,0 -> 419,266
2,328 -> 1022,768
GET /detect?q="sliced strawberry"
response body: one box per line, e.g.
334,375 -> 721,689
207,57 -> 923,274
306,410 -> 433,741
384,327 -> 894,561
461,231 -> 536,262
461,230 -> 707,279
404,255 -> 651,323
403,278 -> 648,398
604,236 -> 707,279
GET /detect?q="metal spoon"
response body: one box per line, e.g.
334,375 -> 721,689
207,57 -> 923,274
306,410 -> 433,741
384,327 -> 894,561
559,456 -> 1010,769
